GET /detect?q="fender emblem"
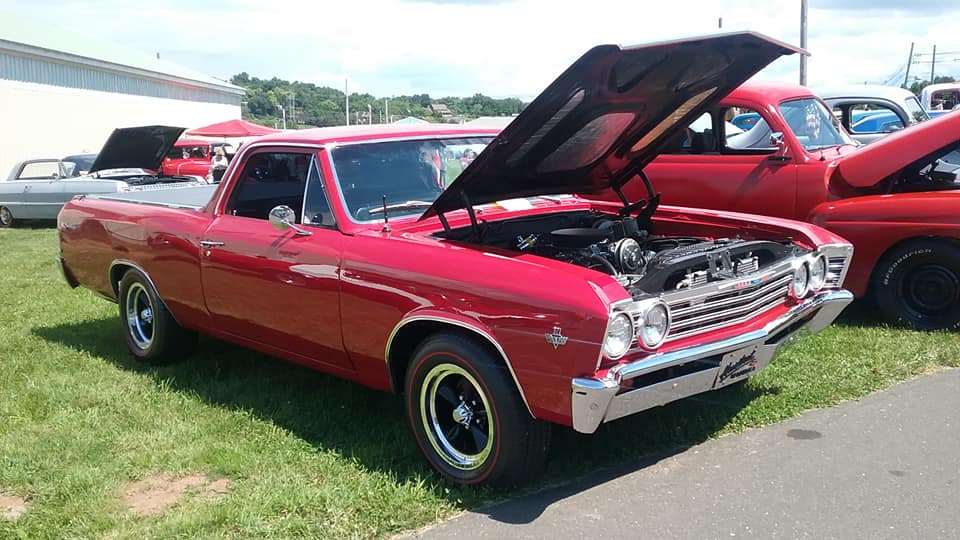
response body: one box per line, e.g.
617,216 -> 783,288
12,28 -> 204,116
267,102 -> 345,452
545,325 -> 568,349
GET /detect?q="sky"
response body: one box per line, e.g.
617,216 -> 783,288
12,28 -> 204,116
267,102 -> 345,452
4,0 -> 960,99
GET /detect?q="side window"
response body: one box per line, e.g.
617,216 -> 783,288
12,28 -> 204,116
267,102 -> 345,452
847,103 -> 903,134
226,152 -> 309,222
662,112 -> 719,155
302,157 -> 336,228
723,107 -> 777,152
17,161 -> 60,179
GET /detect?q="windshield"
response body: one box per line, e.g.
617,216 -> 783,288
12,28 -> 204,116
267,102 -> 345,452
903,96 -> 929,124
331,137 -> 492,221
62,154 -> 97,177
778,98 -> 854,151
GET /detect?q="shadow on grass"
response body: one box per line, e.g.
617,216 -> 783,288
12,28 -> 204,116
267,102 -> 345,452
34,317 -> 777,520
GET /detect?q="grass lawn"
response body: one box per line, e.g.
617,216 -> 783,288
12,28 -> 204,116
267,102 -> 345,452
1,226 -> 958,538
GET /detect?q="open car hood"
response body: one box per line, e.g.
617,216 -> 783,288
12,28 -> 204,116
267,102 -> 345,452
830,111 -> 960,187
421,32 -> 804,220
89,126 -> 186,174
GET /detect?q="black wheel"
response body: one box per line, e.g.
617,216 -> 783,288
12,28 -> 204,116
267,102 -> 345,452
0,206 -> 14,228
872,240 -> 960,331
118,268 -> 196,363
404,333 -> 551,488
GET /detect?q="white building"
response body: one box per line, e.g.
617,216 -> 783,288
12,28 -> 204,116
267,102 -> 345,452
0,15 -> 244,176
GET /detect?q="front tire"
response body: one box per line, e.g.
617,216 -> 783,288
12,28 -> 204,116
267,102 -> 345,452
405,333 -> 551,488
118,268 -> 196,363
872,240 -> 960,331
0,206 -> 14,228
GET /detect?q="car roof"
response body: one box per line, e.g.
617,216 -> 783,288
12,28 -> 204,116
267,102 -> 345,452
723,81 -> 816,104
812,84 -> 916,102
248,123 -> 501,147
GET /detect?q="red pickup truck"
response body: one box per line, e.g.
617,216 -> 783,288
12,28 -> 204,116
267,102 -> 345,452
57,33 -> 853,486
603,82 -> 960,331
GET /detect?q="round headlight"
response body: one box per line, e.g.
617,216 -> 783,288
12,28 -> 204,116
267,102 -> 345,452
640,303 -> 670,349
791,262 -> 810,299
603,313 -> 634,359
808,255 -> 827,291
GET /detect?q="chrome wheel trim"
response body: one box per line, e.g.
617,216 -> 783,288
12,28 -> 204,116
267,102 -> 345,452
0,207 -> 12,226
419,363 -> 494,471
125,282 -> 154,350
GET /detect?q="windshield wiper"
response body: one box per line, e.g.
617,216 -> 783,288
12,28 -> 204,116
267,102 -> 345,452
367,200 -> 434,215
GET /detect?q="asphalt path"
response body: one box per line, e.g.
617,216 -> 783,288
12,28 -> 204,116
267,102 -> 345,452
409,369 -> 959,539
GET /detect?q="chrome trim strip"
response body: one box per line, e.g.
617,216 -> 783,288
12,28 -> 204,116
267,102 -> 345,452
384,315 -> 534,418
570,288 -> 854,434
107,259 -> 183,326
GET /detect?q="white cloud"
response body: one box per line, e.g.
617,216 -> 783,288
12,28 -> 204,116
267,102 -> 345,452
4,0 -> 959,96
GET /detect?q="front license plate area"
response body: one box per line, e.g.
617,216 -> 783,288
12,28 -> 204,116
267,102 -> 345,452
714,344 -> 761,388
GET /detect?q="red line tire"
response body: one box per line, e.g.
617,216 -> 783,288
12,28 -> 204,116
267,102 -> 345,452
118,268 -> 197,364
405,332 -> 551,487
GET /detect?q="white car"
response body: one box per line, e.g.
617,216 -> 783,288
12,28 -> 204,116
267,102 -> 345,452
0,126 -> 205,227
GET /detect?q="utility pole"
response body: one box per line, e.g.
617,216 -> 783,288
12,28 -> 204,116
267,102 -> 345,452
718,17 -> 722,29
799,0 -> 808,86
367,104 -> 372,124
345,78 -> 350,126
930,44 -> 937,82
904,42 -> 915,87
385,99 -> 389,123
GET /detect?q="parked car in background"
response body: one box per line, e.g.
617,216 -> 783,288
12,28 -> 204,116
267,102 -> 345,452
160,139 -> 234,178
7,154 -> 97,181
0,126 -> 205,227
57,33 -> 854,487
920,82 -> 960,117
589,80 -> 960,331
815,84 -> 928,145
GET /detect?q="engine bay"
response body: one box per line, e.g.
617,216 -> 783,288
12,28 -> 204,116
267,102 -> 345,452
436,210 -> 797,296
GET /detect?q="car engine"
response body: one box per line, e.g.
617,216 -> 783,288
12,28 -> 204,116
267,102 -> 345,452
438,210 -> 796,296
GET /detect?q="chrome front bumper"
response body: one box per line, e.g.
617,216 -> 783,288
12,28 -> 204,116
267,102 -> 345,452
570,289 -> 854,434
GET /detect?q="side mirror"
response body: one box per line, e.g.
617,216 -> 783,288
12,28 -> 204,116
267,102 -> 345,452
268,205 -> 312,236
769,132 -> 789,159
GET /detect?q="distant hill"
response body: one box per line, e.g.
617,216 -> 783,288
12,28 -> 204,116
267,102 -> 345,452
231,72 -> 526,129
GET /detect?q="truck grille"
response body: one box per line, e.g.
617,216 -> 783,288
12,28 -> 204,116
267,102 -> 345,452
826,256 -> 847,288
661,269 -> 792,342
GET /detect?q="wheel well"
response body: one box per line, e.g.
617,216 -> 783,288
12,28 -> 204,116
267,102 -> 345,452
387,320 -> 515,397
109,263 -> 135,297
870,235 -> 960,288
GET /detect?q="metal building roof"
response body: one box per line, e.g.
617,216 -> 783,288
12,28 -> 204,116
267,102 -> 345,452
0,12 -> 243,95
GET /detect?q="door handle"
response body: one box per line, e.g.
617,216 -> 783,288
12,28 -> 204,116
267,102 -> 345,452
200,240 -> 225,248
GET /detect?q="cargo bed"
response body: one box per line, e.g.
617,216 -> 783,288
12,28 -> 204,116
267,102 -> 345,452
94,184 -> 218,211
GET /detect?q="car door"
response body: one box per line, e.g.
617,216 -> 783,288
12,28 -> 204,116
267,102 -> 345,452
3,160 -> 63,219
830,98 -> 907,145
200,148 -> 351,370
644,107 -> 800,220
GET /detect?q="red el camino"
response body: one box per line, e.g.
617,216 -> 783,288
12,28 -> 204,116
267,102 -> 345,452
57,33 -> 853,486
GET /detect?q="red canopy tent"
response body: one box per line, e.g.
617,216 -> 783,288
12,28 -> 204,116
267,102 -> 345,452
185,119 -> 279,137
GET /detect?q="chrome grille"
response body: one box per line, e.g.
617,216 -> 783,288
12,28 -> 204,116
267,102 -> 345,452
661,266 -> 794,342
826,256 -> 847,288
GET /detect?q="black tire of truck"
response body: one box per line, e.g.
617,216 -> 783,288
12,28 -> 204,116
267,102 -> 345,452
404,332 -> 551,488
118,268 -> 197,364
871,240 -> 960,331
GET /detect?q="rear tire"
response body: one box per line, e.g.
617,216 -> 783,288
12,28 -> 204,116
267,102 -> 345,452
0,206 -> 14,228
404,332 -> 551,488
872,240 -> 960,331
118,268 -> 196,364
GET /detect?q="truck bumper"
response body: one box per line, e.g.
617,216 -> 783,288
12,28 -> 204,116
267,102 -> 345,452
570,289 -> 853,434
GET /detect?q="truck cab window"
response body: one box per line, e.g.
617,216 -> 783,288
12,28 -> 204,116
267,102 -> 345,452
226,152 -> 309,221
302,156 -> 336,227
